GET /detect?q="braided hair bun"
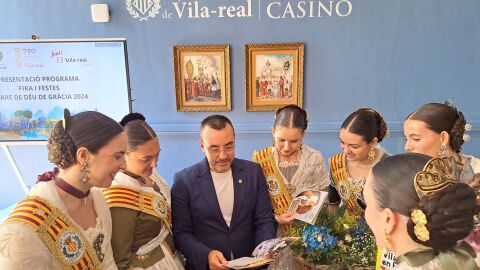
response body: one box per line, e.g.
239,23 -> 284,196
47,109 -> 77,168
407,183 -> 478,251
47,109 -> 124,168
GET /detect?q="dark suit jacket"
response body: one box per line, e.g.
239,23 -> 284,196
171,158 -> 276,270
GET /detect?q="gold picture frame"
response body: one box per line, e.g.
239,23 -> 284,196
245,42 -> 304,111
173,45 -> 231,112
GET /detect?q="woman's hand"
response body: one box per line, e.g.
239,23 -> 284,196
275,211 -> 295,224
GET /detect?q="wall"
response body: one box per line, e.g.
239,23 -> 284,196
1,0 -> 479,209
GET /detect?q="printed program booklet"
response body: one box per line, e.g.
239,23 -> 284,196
288,188 -> 328,225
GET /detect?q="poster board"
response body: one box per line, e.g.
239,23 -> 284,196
0,38 -> 131,142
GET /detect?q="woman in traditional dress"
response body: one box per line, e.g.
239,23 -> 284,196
404,102 -> 480,259
253,104 -> 329,269
0,109 -> 126,269
404,102 -> 479,183
328,108 -> 389,215
105,113 -> 184,270
364,153 -> 478,269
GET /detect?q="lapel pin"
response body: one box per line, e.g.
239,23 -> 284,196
238,179 -> 243,184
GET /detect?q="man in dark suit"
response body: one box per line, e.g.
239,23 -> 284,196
171,115 -> 276,270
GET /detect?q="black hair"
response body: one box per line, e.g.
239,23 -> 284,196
341,108 -> 388,143
407,103 -> 466,153
274,105 -> 308,131
200,115 -> 234,133
47,109 -> 124,169
120,112 -> 157,152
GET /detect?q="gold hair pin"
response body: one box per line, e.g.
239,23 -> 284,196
411,209 -> 429,242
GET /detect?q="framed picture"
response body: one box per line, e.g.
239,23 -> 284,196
245,42 -> 304,111
173,45 -> 231,111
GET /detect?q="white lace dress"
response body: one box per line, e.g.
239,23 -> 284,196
0,181 -> 117,270
267,144 -> 330,270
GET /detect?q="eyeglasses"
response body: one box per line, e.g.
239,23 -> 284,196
206,144 -> 235,154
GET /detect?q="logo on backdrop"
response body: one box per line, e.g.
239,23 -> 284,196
126,0 -> 161,21
125,0 -> 353,21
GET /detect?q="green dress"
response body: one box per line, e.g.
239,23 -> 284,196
396,243 -> 478,270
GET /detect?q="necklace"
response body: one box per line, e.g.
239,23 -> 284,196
53,177 -> 90,205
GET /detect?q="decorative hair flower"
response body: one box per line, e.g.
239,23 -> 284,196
463,134 -> 471,142
385,129 -> 391,137
465,123 -> 472,132
411,209 -> 430,242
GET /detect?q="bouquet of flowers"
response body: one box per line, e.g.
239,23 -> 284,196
288,205 -> 377,270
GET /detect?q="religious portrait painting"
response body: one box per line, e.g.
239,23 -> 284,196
173,45 -> 231,111
245,43 -> 304,111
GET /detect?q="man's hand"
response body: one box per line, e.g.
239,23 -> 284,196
208,250 -> 228,270
275,211 -> 295,225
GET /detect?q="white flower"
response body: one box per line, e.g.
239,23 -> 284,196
316,235 -> 323,242
345,234 -> 353,242
463,134 -> 471,142
465,123 -> 473,131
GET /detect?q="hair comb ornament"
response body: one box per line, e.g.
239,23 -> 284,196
414,157 -> 459,200
444,99 -> 456,109
360,107 -> 377,114
62,108 -> 71,131
444,99 -> 462,117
